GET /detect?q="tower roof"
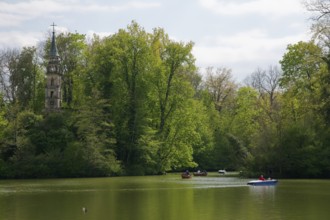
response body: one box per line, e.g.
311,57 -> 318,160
50,22 -> 59,58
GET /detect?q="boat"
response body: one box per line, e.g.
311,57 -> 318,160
247,179 -> 278,186
181,173 -> 192,179
193,171 -> 207,176
218,169 -> 226,175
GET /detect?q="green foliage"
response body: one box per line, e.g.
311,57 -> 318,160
218,86 -> 260,160
0,94 -> 8,140
0,109 -> 121,178
70,92 -> 121,176
7,47 -> 41,111
3,20 -> 330,179
204,67 -> 236,112
275,122 -> 322,178
147,29 -> 199,173
280,41 -> 324,89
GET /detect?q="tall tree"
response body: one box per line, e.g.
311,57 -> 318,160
0,49 -> 19,103
203,67 -> 236,112
246,66 -> 281,111
280,41 -> 326,120
304,0 -> 330,122
104,21 -> 153,172
304,0 -> 330,23
149,28 -> 199,172
7,47 -> 41,111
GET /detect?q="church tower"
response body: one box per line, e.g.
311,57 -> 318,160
45,23 -> 62,111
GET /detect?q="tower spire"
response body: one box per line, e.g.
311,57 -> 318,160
50,22 -> 59,58
46,23 -> 62,112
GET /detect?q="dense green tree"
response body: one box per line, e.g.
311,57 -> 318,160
304,1 -> 330,122
0,47 -> 43,111
273,39 -> 330,178
243,66 -> 282,176
105,22 -> 153,173
0,49 -> 18,103
0,111 -> 43,178
148,28 -> 201,173
204,67 -> 236,112
280,41 -> 324,91
199,67 -> 239,170
190,91 -> 218,170
0,49 -> 20,103
224,87 -> 260,147
67,92 -> 121,177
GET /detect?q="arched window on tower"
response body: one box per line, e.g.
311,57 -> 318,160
51,77 -> 54,86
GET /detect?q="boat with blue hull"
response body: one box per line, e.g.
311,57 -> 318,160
247,179 -> 278,186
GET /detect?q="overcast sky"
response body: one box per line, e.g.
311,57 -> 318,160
0,0 -> 312,81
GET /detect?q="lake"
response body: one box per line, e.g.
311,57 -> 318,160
0,173 -> 329,220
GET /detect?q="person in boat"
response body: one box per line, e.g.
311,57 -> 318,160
185,170 -> 190,175
259,175 -> 265,181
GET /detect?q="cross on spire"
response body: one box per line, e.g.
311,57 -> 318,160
51,22 -> 56,33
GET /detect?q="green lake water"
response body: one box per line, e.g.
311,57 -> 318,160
0,173 -> 330,220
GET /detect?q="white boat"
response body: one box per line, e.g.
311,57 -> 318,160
218,169 -> 226,174
247,179 -> 278,186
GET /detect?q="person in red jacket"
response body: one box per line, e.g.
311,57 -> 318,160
259,175 -> 265,181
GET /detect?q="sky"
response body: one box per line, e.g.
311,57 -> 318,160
0,0 -> 313,81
